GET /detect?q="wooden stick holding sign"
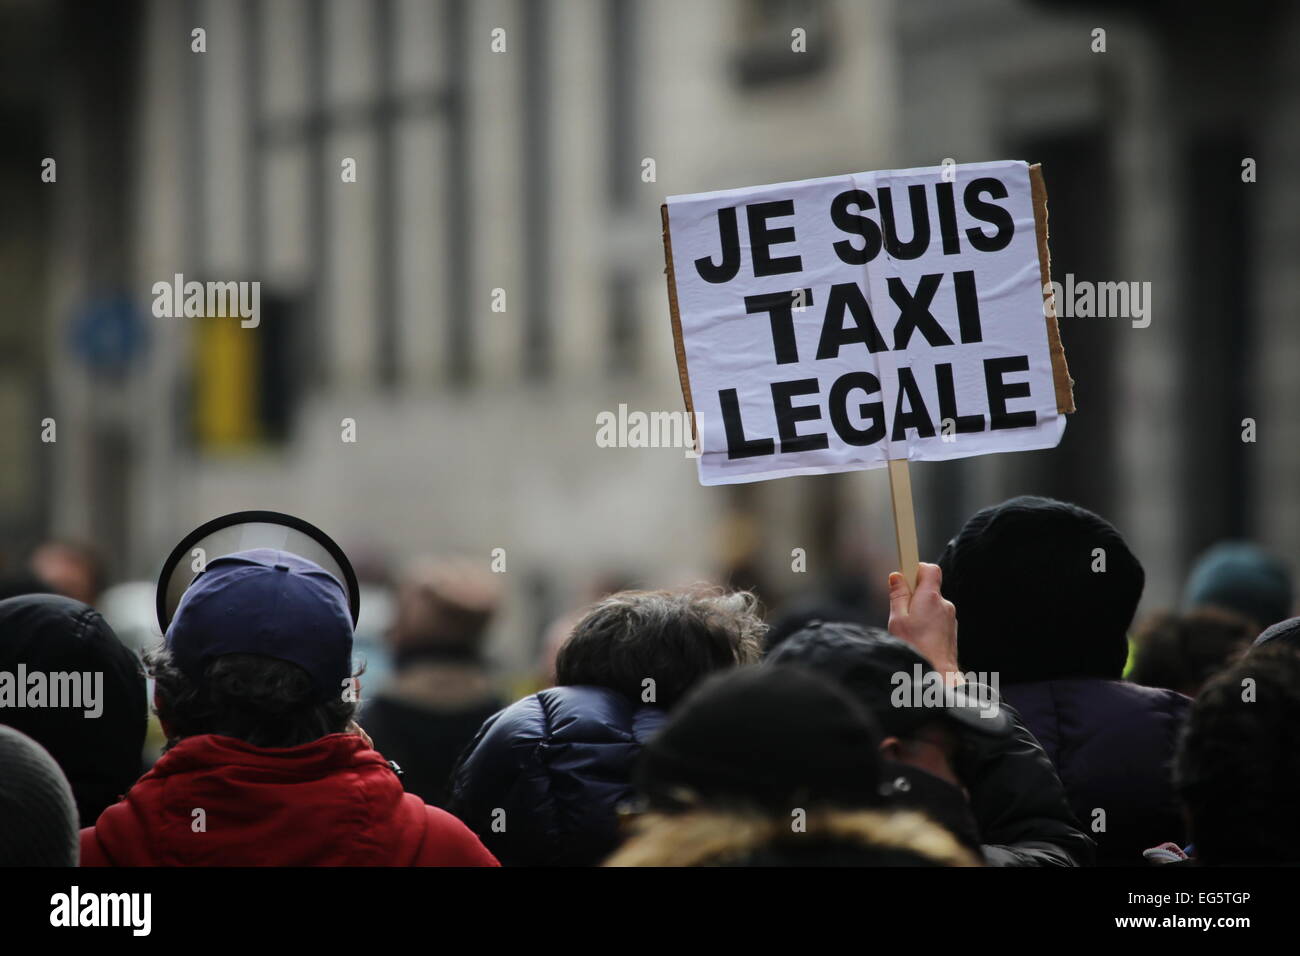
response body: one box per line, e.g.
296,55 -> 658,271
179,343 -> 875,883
660,161 -> 1074,574
887,459 -> 920,589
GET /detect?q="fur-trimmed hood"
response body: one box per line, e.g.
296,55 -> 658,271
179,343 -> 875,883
604,808 -> 981,867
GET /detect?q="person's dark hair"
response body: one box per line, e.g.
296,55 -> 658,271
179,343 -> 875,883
148,649 -> 361,749
1129,608 -> 1254,697
1175,645 -> 1300,865
555,587 -> 765,709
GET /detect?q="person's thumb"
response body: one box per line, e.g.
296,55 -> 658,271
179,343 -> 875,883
887,571 -> 911,621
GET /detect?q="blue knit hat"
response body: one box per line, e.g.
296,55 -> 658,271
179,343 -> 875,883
1184,542 -> 1293,631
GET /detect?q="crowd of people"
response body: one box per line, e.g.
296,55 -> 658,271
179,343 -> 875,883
1,495 -> 1298,867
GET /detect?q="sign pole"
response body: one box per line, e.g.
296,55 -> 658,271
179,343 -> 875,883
887,458 -> 920,588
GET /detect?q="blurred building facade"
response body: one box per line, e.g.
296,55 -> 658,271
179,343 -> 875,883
25,0 -> 900,669
895,0 -> 1300,612
6,0 -> 1299,669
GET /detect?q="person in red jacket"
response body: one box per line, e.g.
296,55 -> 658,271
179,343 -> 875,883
80,548 -> 497,867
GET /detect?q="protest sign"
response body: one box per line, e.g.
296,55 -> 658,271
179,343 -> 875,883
661,161 -> 1074,578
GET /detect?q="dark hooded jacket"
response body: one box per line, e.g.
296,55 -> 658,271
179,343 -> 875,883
0,595 -> 147,826
448,684 -> 667,866
1001,679 -> 1189,864
940,496 -> 1190,864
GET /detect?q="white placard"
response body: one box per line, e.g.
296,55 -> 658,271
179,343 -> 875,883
666,160 -> 1066,486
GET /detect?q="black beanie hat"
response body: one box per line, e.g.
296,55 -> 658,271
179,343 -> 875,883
0,724 -> 79,866
636,665 -> 884,814
0,595 -> 147,826
937,496 -> 1144,684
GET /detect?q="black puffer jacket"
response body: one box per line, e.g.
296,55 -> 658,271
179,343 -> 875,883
968,700 -> 1095,866
877,699 -> 1094,867
448,684 -> 666,866
767,624 -> 1093,866
1004,678 -> 1190,865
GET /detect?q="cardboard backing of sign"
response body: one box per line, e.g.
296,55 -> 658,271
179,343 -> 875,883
659,162 -> 1075,433
1028,163 -> 1075,414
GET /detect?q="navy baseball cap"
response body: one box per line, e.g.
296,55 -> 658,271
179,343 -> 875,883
164,548 -> 354,700
156,510 -> 360,632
